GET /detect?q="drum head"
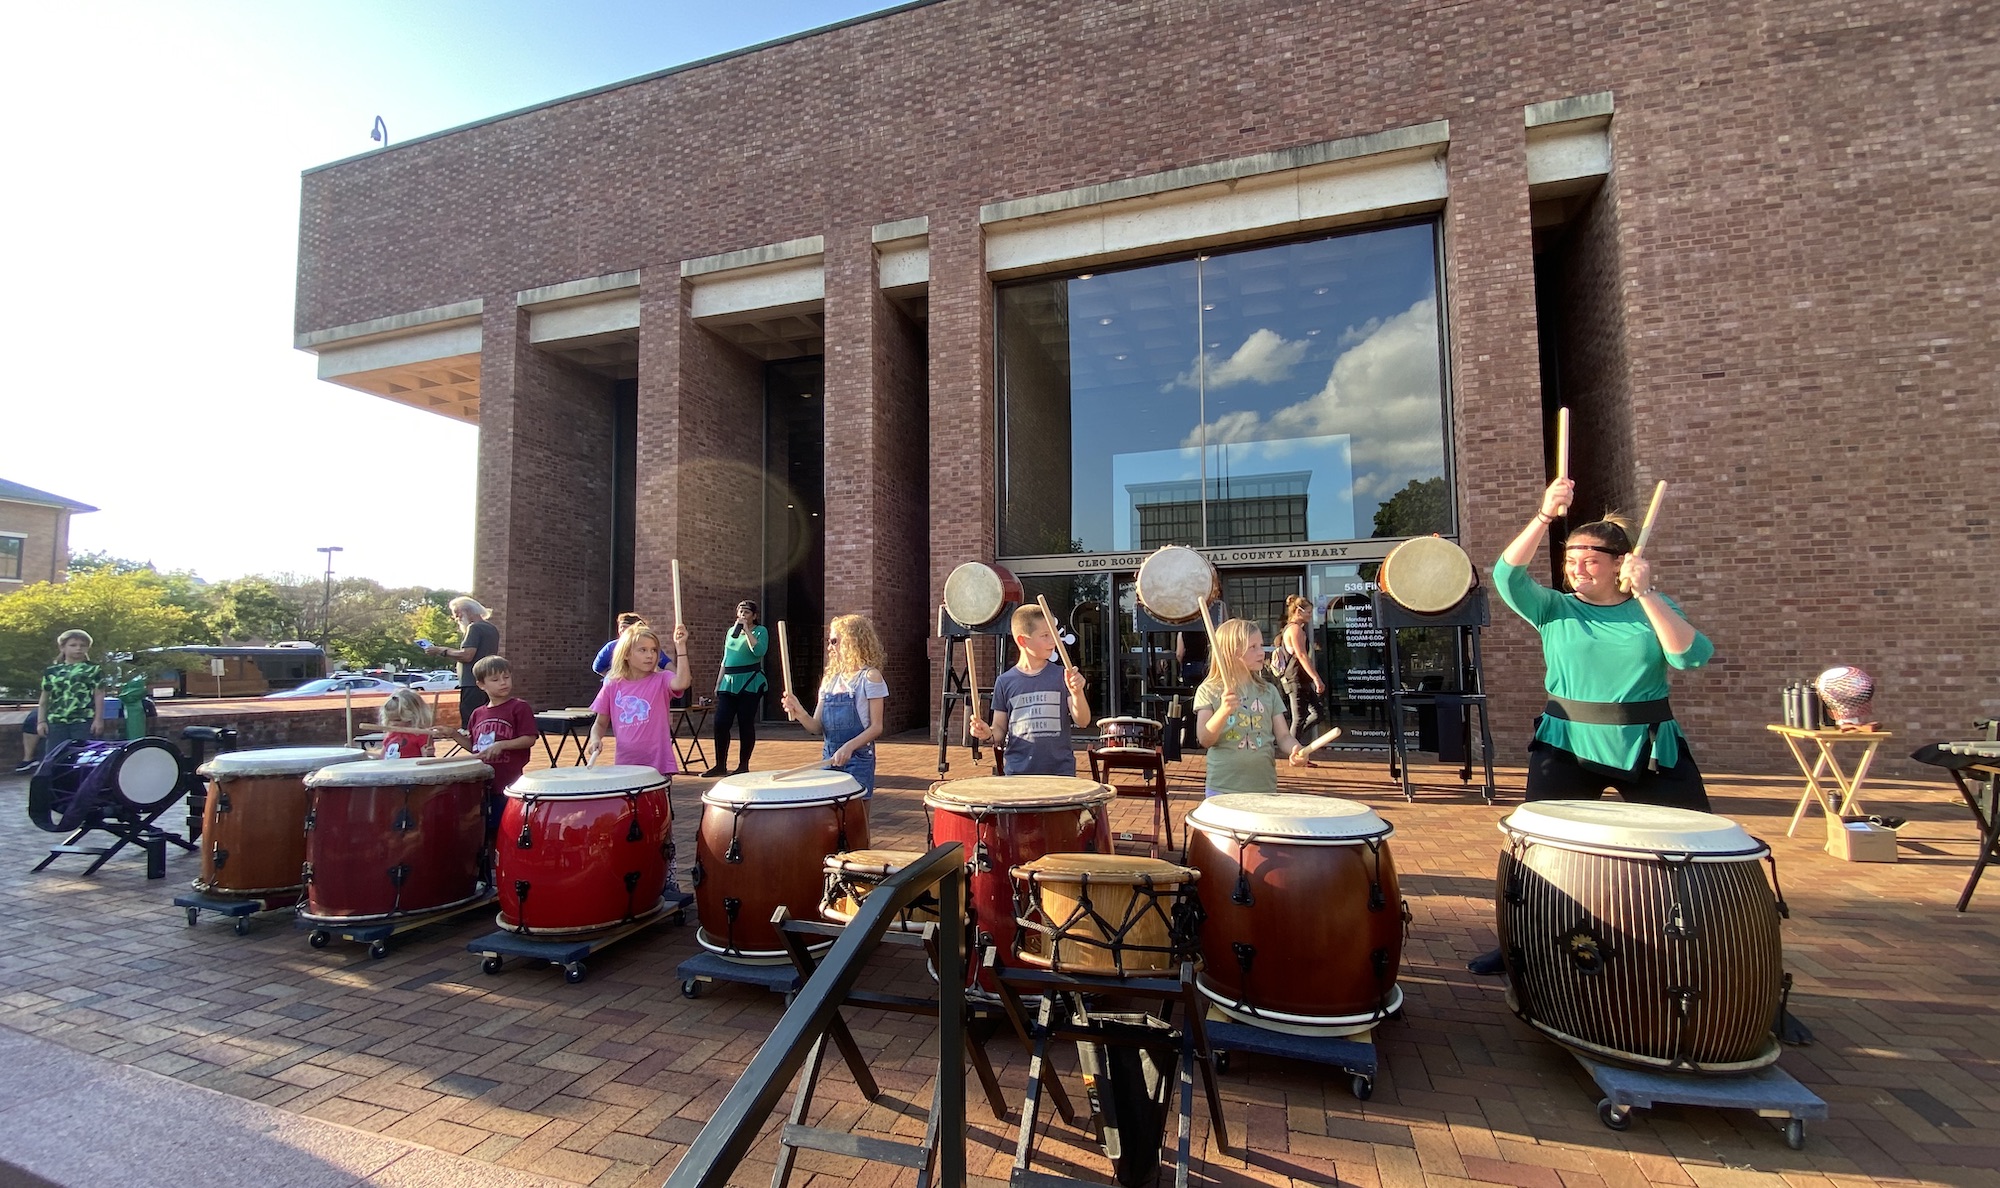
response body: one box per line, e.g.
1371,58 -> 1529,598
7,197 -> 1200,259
704,768 -> 864,807
305,757 -> 491,787
201,746 -> 365,780
1135,545 -> 1218,623
825,848 -> 924,874
1017,853 -> 1197,885
1501,801 -> 1767,860
1379,536 -> 1475,613
943,562 -> 1019,628
926,775 -> 1115,812
1188,793 -> 1392,844
1099,717 -> 1163,729
111,738 -> 184,811
511,764 -> 666,798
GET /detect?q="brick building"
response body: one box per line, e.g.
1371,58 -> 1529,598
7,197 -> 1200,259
0,479 -> 96,594
294,0 -> 1997,774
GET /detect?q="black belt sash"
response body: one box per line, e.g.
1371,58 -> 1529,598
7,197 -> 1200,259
722,663 -> 763,675
1543,697 -> 1675,772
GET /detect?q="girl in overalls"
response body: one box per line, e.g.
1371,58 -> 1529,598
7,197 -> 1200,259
780,614 -> 888,796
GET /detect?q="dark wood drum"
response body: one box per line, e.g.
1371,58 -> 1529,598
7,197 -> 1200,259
926,775 -> 1114,990
1134,545 -> 1219,624
944,561 -> 1024,629
1496,801 -> 1786,1073
300,758 -> 491,925
195,746 -> 366,897
1188,794 -> 1406,1035
1094,717 -> 1163,753
695,770 -> 869,962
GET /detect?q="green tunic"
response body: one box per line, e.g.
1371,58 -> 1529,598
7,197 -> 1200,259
1493,559 -> 1712,773
718,625 -> 769,695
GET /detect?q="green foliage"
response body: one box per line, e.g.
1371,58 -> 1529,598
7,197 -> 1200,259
212,578 -> 310,644
1372,476 -> 1450,539
0,571 -> 198,696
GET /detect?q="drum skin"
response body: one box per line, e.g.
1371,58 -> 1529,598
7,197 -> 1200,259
1135,545 -> 1220,624
1378,536 -> 1476,614
1497,827 -> 1785,1073
497,784 -> 671,935
944,562 -> 1024,629
300,768 -> 489,924
695,786 -> 869,960
1096,717 -> 1164,752
196,748 -> 365,898
926,776 -> 1113,989
1188,796 -> 1405,1028
1012,853 -> 1198,977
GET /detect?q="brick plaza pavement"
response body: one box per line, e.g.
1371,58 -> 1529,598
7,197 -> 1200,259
0,730 -> 1996,1188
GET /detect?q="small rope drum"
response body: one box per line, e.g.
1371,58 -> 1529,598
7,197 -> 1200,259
944,562 -> 1023,629
1378,536 -> 1476,613
821,848 -> 941,932
1011,853 -> 1201,977
1135,545 -> 1220,624
1094,716 -> 1164,753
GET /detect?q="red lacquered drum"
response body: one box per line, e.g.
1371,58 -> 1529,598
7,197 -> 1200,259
1188,794 -> 1406,1035
925,775 -> 1113,989
1012,853 -> 1199,977
497,764 -> 671,935
696,769 -> 868,962
822,849 -> 939,933
300,757 -> 491,925
1497,801 -> 1786,1073
195,747 -> 365,898
943,561 -> 1024,630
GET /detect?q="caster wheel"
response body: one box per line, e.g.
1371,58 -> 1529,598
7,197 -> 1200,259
309,930 -> 329,949
185,907 -> 199,927
564,964 -> 586,984
368,940 -> 389,959
671,909 -> 686,926
1213,1052 -> 1231,1074
1352,1075 -> 1374,1101
682,979 -> 701,998
481,956 -> 502,975
233,919 -> 249,936
1786,1119 -> 1804,1150
1598,1099 -> 1631,1132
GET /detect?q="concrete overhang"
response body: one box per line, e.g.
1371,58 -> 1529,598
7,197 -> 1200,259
873,216 -> 929,321
296,300 -> 484,423
1526,91 -> 1614,205
683,237 -> 826,360
520,270 -> 642,379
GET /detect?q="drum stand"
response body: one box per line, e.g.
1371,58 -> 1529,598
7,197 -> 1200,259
935,606 -> 1007,776
1374,589 -> 1497,802
298,887 -> 497,961
1570,1050 -> 1825,1149
1132,602 -> 1223,728
468,898 -> 688,984
29,775 -> 195,881
991,956 -> 1231,1188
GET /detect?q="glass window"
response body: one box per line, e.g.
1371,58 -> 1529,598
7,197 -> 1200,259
0,535 -> 21,581
998,221 -> 1450,557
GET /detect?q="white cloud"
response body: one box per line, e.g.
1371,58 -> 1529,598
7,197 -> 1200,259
1162,328 -> 1311,392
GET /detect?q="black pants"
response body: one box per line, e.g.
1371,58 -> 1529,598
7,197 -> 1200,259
458,685 -> 489,725
1526,736 -> 1711,812
1282,677 -> 1324,731
712,688 -> 764,771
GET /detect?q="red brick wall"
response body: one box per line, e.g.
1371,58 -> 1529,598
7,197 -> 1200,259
299,0 -> 2000,775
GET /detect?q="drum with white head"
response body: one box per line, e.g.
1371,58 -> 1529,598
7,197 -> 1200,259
943,562 -> 1024,630
1377,536 -> 1476,614
498,765 -> 673,935
1135,545 -> 1220,624
195,746 -> 367,897
299,757 -> 492,925
695,768 -> 870,961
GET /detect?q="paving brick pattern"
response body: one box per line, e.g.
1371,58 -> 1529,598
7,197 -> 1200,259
2,733 -> 1996,1187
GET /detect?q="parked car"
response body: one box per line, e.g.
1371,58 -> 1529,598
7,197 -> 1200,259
410,671 -> 458,692
264,676 -> 401,699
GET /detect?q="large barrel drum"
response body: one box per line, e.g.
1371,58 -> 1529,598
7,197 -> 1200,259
196,746 -> 366,897
300,757 -> 492,925
1496,801 -> 1786,1073
695,769 -> 869,962
497,765 -> 672,935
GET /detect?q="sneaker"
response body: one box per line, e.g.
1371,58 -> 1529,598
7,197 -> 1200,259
1467,948 -> 1507,976
13,760 -> 37,774
700,765 -> 728,779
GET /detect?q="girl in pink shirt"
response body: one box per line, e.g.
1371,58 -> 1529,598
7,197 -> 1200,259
586,624 -> 692,773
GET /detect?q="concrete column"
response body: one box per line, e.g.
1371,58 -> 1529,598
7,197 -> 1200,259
474,299 -> 616,711
822,227 -> 930,731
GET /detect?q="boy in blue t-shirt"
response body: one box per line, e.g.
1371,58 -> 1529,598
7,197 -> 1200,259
970,605 -> 1092,776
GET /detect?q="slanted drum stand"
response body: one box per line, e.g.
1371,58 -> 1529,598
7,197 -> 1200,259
935,605 -> 1005,776
1374,588 -> 1496,802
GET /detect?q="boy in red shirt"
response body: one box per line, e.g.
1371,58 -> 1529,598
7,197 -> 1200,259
452,657 -> 537,828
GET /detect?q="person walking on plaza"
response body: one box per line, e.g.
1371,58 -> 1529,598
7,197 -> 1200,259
1271,594 -> 1327,734
703,600 -> 768,777
424,597 -> 499,723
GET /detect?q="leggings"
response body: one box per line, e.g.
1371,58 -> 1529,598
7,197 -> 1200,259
711,688 -> 765,771
1525,737 -> 1711,812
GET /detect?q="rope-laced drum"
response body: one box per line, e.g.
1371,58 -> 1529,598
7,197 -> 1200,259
943,562 -> 1024,630
695,769 -> 869,962
1377,536 -> 1477,614
1496,800 -> 1788,1073
1135,545 -> 1220,624
1187,793 -> 1408,1035
821,849 -> 940,933
1011,853 -> 1201,977
300,757 -> 492,926
195,746 -> 365,898
497,764 -> 672,936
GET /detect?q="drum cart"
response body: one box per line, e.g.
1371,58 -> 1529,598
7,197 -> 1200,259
298,887 -> 496,960
1574,1053 -> 1825,1149
469,893 -> 690,984
1204,1016 -> 1386,1100
174,889 -> 293,935
990,957 -> 1231,1188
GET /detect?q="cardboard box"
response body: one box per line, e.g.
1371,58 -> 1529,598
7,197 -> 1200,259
1826,818 -> 1899,863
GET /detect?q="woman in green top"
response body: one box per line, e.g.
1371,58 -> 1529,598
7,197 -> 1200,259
1496,476 -> 1714,810
703,599 -> 770,777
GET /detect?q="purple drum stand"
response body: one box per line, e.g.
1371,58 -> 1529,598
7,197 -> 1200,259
29,739 -> 195,879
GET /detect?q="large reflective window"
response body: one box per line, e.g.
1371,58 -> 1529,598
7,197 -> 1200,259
999,221 -> 1449,556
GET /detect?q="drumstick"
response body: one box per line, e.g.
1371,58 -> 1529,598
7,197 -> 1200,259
1196,596 -> 1221,658
1035,595 -> 1073,670
773,757 -> 835,781
1298,726 -> 1343,755
671,559 -> 684,627
777,621 -> 795,698
1632,480 -> 1668,556
1555,407 -> 1571,482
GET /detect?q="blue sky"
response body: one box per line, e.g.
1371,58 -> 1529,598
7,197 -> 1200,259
1,1 -> 904,589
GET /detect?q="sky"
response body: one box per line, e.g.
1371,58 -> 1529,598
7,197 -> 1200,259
1,0 -> 905,591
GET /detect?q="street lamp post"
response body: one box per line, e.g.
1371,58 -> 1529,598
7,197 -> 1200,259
317,546 -> 343,651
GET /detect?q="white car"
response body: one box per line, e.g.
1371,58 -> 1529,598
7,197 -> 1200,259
410,670 -> 459,692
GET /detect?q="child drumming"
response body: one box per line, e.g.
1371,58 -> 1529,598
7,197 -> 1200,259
969,604 -> 1092,775
33,629 -> 105,765
586,624 -> 692,773
453,656 -> 538,796
367,688 -> 437,759
1194,618 -> 1310,796
781,614 -> 887,795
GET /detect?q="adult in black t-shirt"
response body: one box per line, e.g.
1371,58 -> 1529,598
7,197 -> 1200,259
425,597 -> 501,721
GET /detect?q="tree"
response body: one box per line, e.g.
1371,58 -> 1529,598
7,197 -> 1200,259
1372,476 -> 1449,539
211,578 -> 311,644
0,571 -> 198,696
